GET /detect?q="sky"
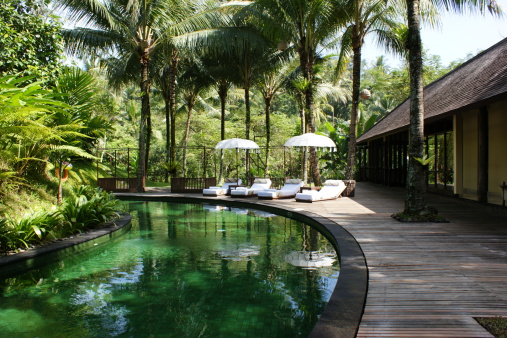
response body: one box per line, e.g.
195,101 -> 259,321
362,0 -> 507,67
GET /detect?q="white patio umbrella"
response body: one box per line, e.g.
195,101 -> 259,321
284,133 -> 337,150
215,138 -> 260,150
284,133 -> 337,183
215,138 -> 260,180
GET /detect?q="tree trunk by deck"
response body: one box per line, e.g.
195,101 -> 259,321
345,25 -> 363,180
136,52 -> 151,193
405,0 -> 427,213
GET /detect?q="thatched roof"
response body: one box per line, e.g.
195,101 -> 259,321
357,37 -> 507,143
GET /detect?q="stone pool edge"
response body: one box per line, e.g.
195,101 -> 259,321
0,212 -> 132,272
117,195 -> 368,338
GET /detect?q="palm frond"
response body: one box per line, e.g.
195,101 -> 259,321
49,144 -> 98,160
53,0 -> 119,30
333,26 -> 353,83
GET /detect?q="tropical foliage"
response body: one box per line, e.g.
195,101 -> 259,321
0,0 -> 63,83
0,186 -> 119,253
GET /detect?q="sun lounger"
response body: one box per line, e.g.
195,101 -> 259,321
257,179 -> 304,200
230,178 -> 272,197
203,178 -> 242,196
295,180 -> 346,202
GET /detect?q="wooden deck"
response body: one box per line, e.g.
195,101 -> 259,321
269,182 -> 507,337
135,182 -> 507,337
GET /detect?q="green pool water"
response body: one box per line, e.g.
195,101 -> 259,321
0,201 -> 340,337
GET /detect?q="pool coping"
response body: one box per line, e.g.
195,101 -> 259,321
0,212 -> 132,274
117,195 -> 368,338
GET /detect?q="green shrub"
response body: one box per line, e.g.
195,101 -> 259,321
59,186 -> 119,236
0,186 -> 119,253
0,218 -> 15,251
16,211 -> 61,244
0,211 -> 61,251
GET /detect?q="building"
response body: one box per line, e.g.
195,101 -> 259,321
357,37 -> 507,206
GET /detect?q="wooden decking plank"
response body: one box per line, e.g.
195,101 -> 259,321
296,183 -> 507,337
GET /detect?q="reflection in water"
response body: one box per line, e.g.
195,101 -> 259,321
0,202 -> 340,337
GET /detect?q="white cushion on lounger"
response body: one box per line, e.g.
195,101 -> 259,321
231,178 -> 272,197
257,179 -> 304,199
203,179 -> 242,196
295,180 -> 346,202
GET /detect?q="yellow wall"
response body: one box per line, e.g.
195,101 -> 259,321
454,115 -> 463,195
460,110 -> 479,200
455,100 -> 507,205
488,101 -> 507,205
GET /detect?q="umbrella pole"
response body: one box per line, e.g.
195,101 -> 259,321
283,148 -> 286,178
203,146 -> 206,179
302,146 -> 308,183
236,148 -> 239,182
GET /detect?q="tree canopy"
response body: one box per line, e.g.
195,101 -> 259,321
0,0 -> 63,83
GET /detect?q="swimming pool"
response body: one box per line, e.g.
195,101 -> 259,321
0,201 -> 340,337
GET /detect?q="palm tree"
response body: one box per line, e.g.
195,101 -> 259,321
54,0 -> 186,191
255,56 -> 295,174
402,0 -> 500,216
55,0 -> 227,191
248,0 -> 347,186
177,59 -> 214,176
282,56 -> 350,181
335,0 -> 404,180
283,73 -> 311,181
152,46 -> 180,180
200,50 -> 240,183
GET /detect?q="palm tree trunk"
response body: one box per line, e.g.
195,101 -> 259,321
405,0 -> 427,214
136,52 -> 151,193
218,81 -> 228,183
181,97 -> 196,177
169,51 -> 179,175
245,84 -> 251,140
220,83 -> 227,140
164,97 -> 170,183
145,105 -> 151,175
346,31 -> 362,180
299,44 -> 322,186
244,80 -> 251,182
296,94 -> 308,181
264,95 -> 272,175
306,96 -> 321,186
299,104 -> 306,133
57,163 -> 63,204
